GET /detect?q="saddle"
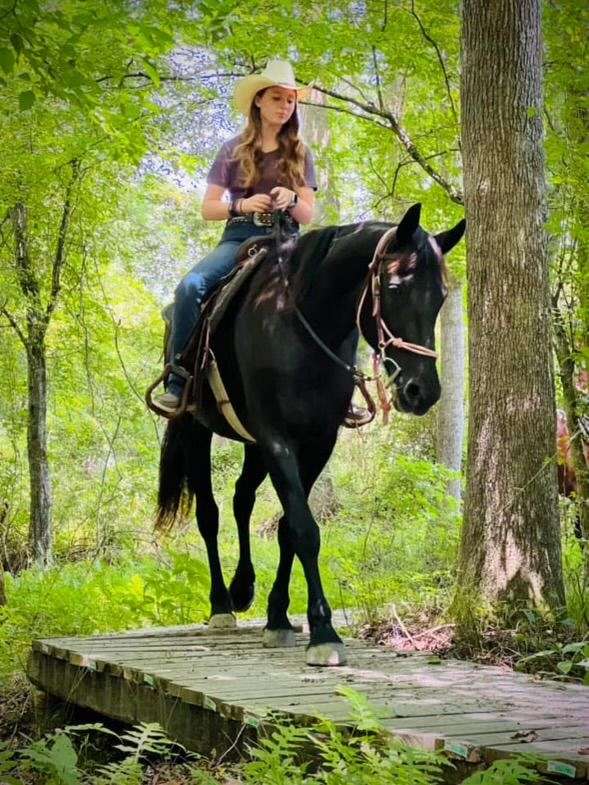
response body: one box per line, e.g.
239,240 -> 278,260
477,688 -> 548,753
146,237 -> 273,439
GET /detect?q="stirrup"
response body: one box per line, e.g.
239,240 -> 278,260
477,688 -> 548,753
343,404 -> 374,428
343,376 -> 377,428
145,363 -> 193,419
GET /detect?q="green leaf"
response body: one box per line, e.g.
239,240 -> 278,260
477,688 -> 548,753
141,58 -> 161,87
561,641 -> 585,655
556,660 -> 573,674
18,90 -> 36,110
10,33 -> 24,54
516,649 -> 555,664
0,47 -> 15,74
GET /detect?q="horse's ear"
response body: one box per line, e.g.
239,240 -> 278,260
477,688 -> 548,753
396,203 -> 421,246
435,219 -> 466,255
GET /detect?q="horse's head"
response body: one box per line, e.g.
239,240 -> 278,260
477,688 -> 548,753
364,204 -> 465,416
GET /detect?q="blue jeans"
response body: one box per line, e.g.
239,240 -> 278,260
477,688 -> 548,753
168,222 -> 292,395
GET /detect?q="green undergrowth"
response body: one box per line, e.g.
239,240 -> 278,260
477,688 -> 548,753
0,691 -> 547,785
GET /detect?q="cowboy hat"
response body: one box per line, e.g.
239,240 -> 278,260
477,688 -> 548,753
233,59 -> 311,116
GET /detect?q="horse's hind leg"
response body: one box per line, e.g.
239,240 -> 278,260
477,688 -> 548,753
263,513 -> 298,647
230,444 -> 267,612
186,425 -> 234,628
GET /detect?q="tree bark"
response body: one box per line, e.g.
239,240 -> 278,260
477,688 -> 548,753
0,501 -> 7,606
11,203 -> 53,567
2,163 -> 79,567
27,331 -> 52,565
436,277 -> 465,499
456,0 -> 565,616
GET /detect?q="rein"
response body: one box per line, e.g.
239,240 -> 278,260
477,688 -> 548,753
275,222 -> 438,423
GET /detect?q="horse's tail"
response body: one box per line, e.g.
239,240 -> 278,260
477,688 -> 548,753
155,414 -> 196,533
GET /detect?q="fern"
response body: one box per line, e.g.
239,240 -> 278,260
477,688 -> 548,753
92,722 -> 182,784
0,740 -> 20,785
461,758 -> 546,784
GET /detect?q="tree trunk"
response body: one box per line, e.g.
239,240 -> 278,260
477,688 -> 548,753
0,501 -> 6,605
436,277 -> 465,499
10,203 -> 53,567
456,0 -> 565,617
27,331 -> 52,566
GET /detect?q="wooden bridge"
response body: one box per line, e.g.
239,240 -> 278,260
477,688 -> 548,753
27,620 -> 589,782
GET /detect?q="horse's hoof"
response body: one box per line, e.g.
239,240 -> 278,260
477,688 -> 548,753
208,613 -> 237,630
306,642 -> 347,667
229,583 -> 255,613
263,628 -> 297,648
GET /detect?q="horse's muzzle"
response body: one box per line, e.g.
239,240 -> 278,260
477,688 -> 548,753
392,377 -> 440,416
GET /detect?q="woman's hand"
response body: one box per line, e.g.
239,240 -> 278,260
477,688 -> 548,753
240,194 -> 273,214
270,186 -> 296,211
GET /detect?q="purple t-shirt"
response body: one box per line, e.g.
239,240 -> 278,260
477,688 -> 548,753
206,134 -> 318,199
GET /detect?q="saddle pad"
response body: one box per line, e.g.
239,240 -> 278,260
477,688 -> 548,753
161,240 -> 271,363
206,241 -> 271,334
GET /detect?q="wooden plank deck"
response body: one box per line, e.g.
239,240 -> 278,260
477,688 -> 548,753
27,621 -> 589,781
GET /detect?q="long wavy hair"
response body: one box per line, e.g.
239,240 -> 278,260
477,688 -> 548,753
231,88 -> 307,192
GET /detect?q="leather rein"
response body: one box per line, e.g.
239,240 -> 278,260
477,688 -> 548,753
276,225 -> 438,424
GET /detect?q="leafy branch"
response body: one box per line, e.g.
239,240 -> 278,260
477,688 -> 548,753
305,82 -> 463,204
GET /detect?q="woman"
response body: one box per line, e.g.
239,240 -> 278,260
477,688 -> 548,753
156,59 -> 317,413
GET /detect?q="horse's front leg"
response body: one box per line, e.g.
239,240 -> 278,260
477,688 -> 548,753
262,438 -> 345,666
230,444 -> 267,612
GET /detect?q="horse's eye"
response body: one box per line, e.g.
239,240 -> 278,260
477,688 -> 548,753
388,273 -> 414,289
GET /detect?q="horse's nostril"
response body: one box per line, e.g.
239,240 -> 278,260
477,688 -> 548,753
404,381 -> 421,402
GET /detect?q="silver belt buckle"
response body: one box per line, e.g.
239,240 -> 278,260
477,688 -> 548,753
253,212 -> 273,227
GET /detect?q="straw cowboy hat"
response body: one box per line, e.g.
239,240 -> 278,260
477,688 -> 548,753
233,59 -> 311,116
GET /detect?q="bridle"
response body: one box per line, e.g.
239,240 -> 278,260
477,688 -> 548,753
356,226 -> 438,392
275,222 -> 439,423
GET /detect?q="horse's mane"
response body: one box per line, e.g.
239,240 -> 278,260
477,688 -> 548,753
286,221 -> 378,301
285,221 -> 448,299
258,221 -> 448,313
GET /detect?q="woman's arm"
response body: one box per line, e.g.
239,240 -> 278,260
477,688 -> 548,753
270,186 -> 315,225
201,184 -> 274,220
289,186 -> 315,225
201,184 -> 231,220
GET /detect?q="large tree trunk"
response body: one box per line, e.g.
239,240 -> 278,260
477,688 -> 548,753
456,0 -> 565,617
436,277 -> 465,499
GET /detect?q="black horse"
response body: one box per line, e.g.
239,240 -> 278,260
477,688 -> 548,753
157,203 -> 465,666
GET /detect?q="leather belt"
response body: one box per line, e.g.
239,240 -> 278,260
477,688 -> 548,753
227,212 -> 298,231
